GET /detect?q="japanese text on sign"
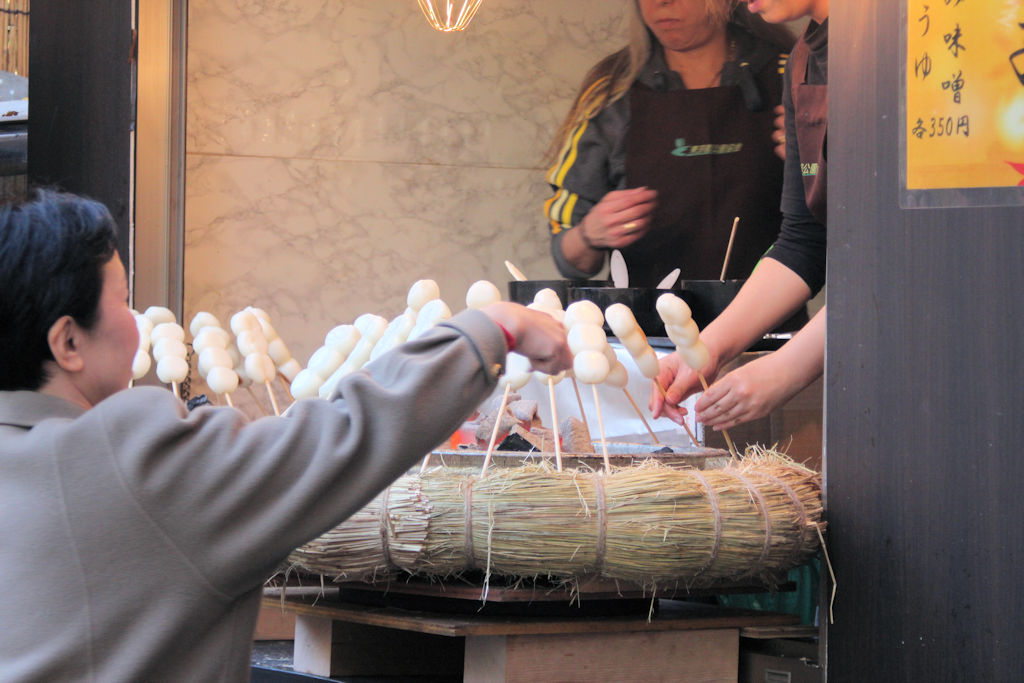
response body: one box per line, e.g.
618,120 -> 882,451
906,0 -> 1024,189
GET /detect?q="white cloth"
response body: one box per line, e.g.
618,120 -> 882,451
514,343 -> 699,443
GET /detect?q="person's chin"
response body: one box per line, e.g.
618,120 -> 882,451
746,1 -> 784,24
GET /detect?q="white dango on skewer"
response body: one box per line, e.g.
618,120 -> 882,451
407,279 -> 441,314
244,306 -> 299,396
656,293 -> 736,456
150,320 -> 189,399
478,351 -> 533,477
324,324 -> 361,357
606,303 -> 696,446
562,299 -> 604,436
566,319 -> 615,471
231,309 -> 281,415
289,324 -> 361,401
188,311 -> 221,338
318,313 -> 389,399
407,299 -> 451,342
223,338 -> 266,413
526,288 -> 570,471
189,313 -> 241,407
465,279 -> 502,310
130,313 -> 154,385
369,310 -> 417,362
566,300 -> 652,446
143,305 -> 177,326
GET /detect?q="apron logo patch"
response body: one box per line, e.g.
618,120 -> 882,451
671,138 -> 744,157
801,162 -> 819,177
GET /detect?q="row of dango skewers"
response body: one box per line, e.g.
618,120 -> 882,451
130,276 -> 722,457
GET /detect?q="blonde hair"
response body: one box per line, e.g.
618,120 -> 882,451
545,0 -> 740,164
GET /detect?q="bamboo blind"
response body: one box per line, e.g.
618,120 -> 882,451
1,1 -> 28,77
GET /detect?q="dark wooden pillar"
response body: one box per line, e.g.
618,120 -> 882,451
827,3 -> 1024,680
28,0 -> 134,266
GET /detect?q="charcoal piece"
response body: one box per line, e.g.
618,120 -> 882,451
475,411 -> 518,443
559,416 -> 594,453
507,399 -> 538,422
652,446 -> 675,454
526,426 -> 555,451
512,424 -> 548,451
496,432 -> 538,453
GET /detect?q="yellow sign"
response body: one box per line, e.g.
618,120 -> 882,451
906,0 -> 1024,190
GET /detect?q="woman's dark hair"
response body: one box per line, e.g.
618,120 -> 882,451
0,189 -> 119,390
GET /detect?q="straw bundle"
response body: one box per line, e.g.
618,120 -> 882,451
287,451 -> 823,590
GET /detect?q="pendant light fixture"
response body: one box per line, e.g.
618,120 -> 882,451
417,0 -> 484,32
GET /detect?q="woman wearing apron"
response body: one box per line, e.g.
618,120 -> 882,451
653,0 -> 829,431
545,0 -> 794,287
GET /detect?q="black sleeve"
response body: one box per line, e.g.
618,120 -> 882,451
763,59 -> 827,296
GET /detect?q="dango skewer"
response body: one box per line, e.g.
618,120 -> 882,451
606,303 -> 697,447
245,306 -> 298,401
231,309 -> 280,415
529,288 -> 569,471
189,312 -> 240,407
479,352 -> 532,477
656,294 -> 737,456
130,313 -> 154,387
563,300 -> 606,435
151,320 -> 188,399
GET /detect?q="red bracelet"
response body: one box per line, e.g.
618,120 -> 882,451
497,323 -> 516,352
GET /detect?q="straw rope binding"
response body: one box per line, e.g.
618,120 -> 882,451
287,450 -> 824,590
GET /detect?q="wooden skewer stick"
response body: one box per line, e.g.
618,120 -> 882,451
570,378 -> 592,438
654,379 -> 700,447
171,381 -> 180,400
264,380 -> 281,416
245,386 -> 270,416
547,376 -> 563,472
418,451 -> 432,475
504,260 -> 528,282
621,387 -> 659,445
719,216 -> 740,282
277,373 -> 294,402
223,392 -> 235,408
591,384 -> 611,472
697,372 -> 738,457
480,384 -> 512,477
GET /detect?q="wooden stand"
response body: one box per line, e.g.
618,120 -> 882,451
266,593 -> 798,682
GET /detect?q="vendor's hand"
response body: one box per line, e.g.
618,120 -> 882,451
481,302 -> 572,375
694,352 -> 801,430
578,187 -> 658,249
648,350 -> 720,425
772,105 -> 786,160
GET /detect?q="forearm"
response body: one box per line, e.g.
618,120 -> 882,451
766,305 -> 825,392
556,220 -> 606,275
701,259 -> 812,369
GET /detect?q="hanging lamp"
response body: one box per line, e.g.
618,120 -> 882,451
417,0 -> 484,32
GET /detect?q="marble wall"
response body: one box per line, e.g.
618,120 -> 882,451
185,0 -> 628,364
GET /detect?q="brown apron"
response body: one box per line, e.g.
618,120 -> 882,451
624,69 -> 784,287
790,36 -> 828,224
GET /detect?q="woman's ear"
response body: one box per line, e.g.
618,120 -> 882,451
47,315 -> 85,373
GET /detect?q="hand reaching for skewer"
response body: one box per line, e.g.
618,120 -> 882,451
481,302 -> 572,377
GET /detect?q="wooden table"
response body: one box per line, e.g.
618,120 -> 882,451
265,590 -> 799,682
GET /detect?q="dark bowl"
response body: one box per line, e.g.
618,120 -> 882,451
567,286 -> 679,338
507,279 -> 608,308
678,279 -> 745,330
679,279 -> 809,333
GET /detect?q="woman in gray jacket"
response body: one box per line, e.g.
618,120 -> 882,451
0,189 -> 571,681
